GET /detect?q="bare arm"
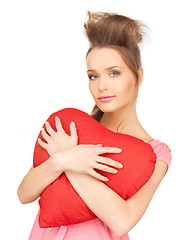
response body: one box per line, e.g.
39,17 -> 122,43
17,154 -> 64,204
17,116 -> 78,205
17,144 -> 121,205
65,160 -> 168,237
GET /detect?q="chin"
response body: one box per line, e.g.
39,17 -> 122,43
98,104 -> 118,113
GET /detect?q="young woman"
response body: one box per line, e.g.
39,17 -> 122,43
17,11 -> 172,240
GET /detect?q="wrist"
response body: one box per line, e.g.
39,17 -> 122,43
52,151 -> 67,173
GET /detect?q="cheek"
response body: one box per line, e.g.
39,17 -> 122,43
117,78 -> 135,98
89,82 -> 96,98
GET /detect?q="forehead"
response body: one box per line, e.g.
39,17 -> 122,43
86,47 -> 125,69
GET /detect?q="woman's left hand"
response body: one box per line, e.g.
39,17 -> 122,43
38,116 -> 78,157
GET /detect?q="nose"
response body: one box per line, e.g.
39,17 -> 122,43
97,76 -> 108,91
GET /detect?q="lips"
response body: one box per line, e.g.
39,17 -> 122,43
98,95 -> 116,102
98,95 -> 115,100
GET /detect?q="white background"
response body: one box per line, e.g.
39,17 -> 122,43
1,0 -> 186,239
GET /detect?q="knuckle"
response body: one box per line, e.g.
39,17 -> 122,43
99,146 -> 106,151
50,135 -> 55,140
87,150 -> 94,157
87,168 -> 93,175
95,172 -> 102,180
110,160 -> 119,168
102,164 -> 109,171
102,175 -> 107,181
80,168 -> 87,174
99,176 -> 105,181
99,157 -> 108,166
89,160 -> 95,169
106,158 -> 113,165
105,166 -> 113,172
112,159 -> 118,166
107,166 -> 115,173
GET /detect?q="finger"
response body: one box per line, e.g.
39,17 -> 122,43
89,169 -> 109,182
38,138 -> 48,149
45,121 -> 56,136
79,144 -> 102,147
97,146 -> 122,154
97,156 -> 123,169
95,162 -> 118,174
70,122 -> 78,142
55,116 -> 66,133
41,128 -> 50,142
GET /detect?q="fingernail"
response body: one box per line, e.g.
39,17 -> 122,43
71,121 -> 75,126
119,164 -> 123,168
105,178 -> 109,181
117,149 -> 122,152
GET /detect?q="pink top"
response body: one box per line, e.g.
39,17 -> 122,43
29,139 -> 172,240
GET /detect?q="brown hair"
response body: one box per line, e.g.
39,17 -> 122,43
83,11 -> 151,122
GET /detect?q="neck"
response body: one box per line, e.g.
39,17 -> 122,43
99,101 -> 143,137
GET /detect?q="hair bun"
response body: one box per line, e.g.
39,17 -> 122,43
84,11 -> 149,48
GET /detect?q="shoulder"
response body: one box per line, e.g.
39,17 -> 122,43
149,140 -> 172,176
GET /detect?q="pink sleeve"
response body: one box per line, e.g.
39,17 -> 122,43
150,141 -> 172,177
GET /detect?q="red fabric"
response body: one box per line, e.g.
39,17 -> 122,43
33,108 -> 156,228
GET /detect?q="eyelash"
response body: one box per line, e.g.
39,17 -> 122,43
88,71 -> 120,80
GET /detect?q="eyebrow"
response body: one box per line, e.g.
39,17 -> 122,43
87,66 -> 121,72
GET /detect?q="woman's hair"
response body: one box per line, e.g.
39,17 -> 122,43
83,11 -> 150,122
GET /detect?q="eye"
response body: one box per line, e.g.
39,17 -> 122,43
110,71 -> 120,77
88,75 -> 97,80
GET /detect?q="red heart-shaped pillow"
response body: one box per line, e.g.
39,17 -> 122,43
33,108 -> 156,228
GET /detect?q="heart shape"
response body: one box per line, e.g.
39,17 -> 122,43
33,107 -> 156,228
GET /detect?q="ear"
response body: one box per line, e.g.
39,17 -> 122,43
138,67 -> 143,86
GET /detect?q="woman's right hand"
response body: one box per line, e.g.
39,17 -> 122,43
55,144 -> 123,182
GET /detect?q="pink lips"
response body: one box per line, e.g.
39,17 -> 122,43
98,96 -> 115,102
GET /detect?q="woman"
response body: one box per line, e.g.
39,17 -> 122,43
17,11 -> 172,239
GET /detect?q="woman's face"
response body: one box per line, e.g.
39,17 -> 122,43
86,47 -> 141,113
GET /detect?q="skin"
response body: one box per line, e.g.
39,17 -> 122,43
63,47 -> 167,236
17,46 -> 168,237
87,46 -> 153,142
